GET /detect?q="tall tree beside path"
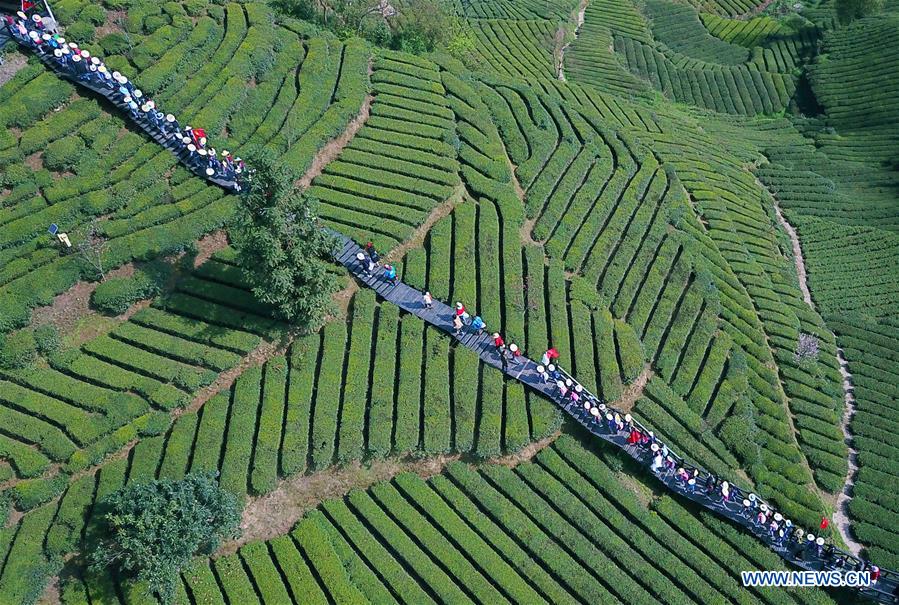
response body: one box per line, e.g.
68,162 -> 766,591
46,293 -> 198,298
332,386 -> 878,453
89,473 -> 242,604
230,153 -> 339,330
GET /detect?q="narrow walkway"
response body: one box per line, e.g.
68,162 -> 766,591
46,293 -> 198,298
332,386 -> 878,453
773,200 -> 865,557
5,23 -> 242,192
333,233 -> 898,603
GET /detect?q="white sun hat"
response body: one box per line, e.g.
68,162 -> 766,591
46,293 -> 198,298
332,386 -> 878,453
53,49 -> 62,57
80,49 -> 89,58
206,168 -> 215,176
187,144 -> 196,152
72,54 -> 81,62
166,114 -> 175,122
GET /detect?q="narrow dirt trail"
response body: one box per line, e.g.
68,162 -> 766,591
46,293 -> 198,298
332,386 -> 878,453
295,95 -> 374,190
557,0 -> 589,81
772,201 -> 863,556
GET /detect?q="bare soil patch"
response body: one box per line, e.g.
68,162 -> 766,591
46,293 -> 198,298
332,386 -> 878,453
614,365 -> 653,412
30,263 -> 136,347
384,185 -> 465,264
0,52 -> 27,88
192,229 -> 230,268
94,10 -> 127,38
295,95 -> 374,190
25,151 -> 44,172
227,433 -> 560,554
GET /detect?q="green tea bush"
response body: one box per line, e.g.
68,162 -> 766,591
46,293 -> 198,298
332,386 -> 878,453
90,263 -> 170,315
33,324 -> 60,355
0,329 -> 38,369
80,4 -> 107,25
99,33 -> 131,55
43,135 -> 86,172
65,21 -> 96,43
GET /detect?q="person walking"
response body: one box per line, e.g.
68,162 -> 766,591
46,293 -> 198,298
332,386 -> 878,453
541,350 -> 551,366
423,291 -> 433,309
651,451 -> 663,474
366,242 -> 380,264
355,251 -> 368,275
493,332 -> 505,354
471,315 -> 485,335
384,264 -> 397,285
453,314 -> 463,336
509,343 -> 522,364
548,364 -> 560,381
537,365 -> 550,383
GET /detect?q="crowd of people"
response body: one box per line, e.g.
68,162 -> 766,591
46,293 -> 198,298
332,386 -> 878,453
3,10 -> 247,192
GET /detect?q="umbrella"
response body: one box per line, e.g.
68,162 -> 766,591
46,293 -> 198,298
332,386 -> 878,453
546,348 -> 559,359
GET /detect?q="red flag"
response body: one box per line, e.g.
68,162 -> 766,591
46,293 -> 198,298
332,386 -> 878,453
21,1 -> 35,10
191,128 -> 207,145
820,517 -> 829,530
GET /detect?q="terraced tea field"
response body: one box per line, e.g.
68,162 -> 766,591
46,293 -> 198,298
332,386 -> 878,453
0,0 -> 898,602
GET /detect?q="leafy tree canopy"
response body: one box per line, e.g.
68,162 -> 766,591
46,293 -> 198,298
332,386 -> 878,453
90,472 -> 241,603
836,0 -> 884,23
230,152 -> 339,330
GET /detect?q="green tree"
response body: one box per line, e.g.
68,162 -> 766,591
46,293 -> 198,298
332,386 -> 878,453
230,153 -> 338,329
90,472 -> 241,603
835,0 -> 883,23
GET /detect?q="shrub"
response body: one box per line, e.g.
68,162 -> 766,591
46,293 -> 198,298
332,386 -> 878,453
0,330 -> 38,369
143,14 -> 170,33
80,4 -> 107,25
43,135 -> 86,172
99,33 -> 131,55
13,473 -> 70,510
33,325 -> 60,355
65,21 -> 96,43
184,0 -> 208,16
91,263 -> 170,315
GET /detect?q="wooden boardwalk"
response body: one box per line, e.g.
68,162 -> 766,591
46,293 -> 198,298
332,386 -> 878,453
334,233 -> 899,603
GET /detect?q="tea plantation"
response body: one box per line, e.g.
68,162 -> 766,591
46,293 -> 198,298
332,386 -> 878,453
0,0 -> 897,602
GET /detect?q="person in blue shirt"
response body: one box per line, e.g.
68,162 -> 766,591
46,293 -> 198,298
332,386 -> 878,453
471,315 -> 485,335
384,264 -> 397,285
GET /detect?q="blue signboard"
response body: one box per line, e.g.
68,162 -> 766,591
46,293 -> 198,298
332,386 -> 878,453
48,223 -> 59,235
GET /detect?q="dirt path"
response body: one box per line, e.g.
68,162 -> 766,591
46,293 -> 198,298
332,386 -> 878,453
614,365 -> 653,412
383,185 -> 465,264
772,201 -> 863,555
223,431 -> 561,554
557,0 -> 588,81
295,95 -> 374,190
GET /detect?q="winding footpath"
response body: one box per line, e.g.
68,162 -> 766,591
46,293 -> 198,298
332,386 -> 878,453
557,0 -> 588,81
772,201 -> 864,558
5,15 -> 897,602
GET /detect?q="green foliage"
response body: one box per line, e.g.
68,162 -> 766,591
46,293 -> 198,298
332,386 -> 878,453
230,153 -> 339,329
99,33 -> 132,55
836,0 -> 884,22
90,472 -> 241,603
33,324 -> 60,355
91,263 -> 171,315
66,21 -> 97,43
0,329 -> 37,369
43,135 -> 87,172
